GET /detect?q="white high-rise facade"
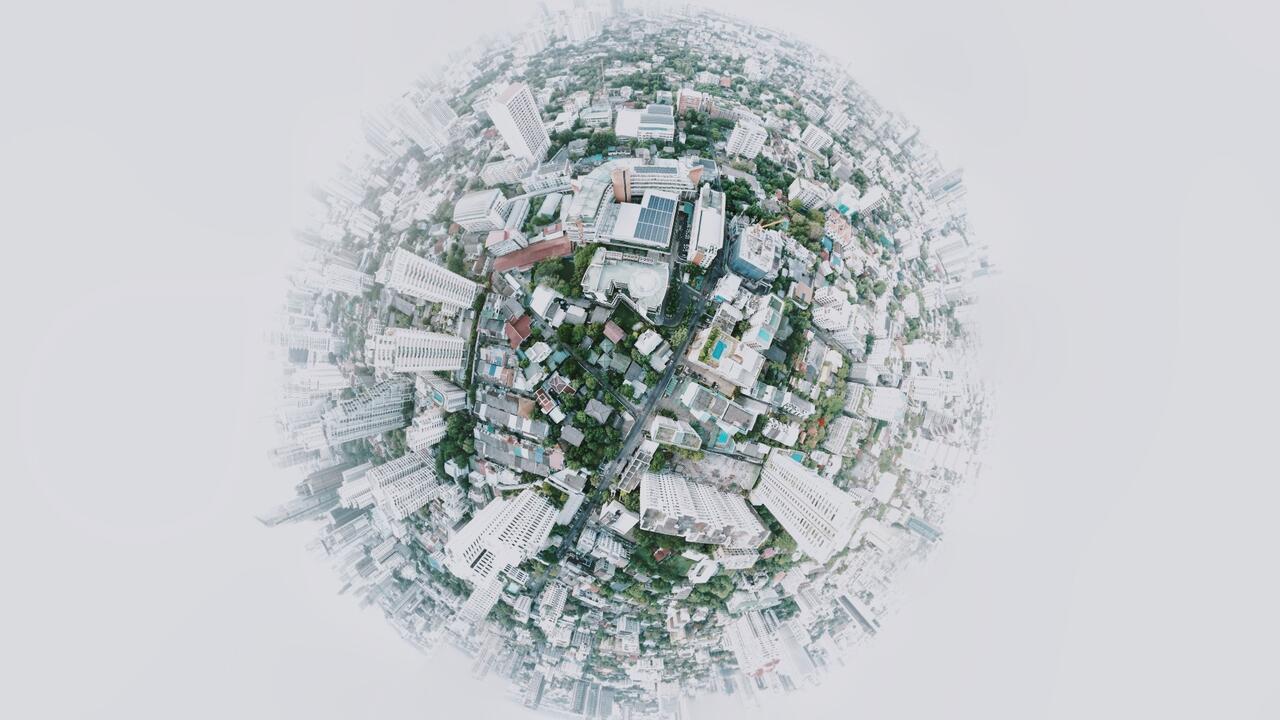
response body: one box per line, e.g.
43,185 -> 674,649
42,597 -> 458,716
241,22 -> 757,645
723,610 -> 782,677
370,328 -> 467,373
640,472 -> 769,548
444,488 -> 558,586
750,449 -> 859,563
388,95 -> 455,155
487,83 -> 550,163
321,376 -> 413,446
366,453 -> 443,521
800,124 -> 834,153
726,122 -> 767,159
375,248 -> 480,308
406,407 -> 448,453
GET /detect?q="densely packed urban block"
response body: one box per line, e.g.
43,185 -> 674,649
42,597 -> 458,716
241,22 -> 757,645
262,4 -> 992,718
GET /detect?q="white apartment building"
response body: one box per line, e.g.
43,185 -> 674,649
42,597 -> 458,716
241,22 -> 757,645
452,188 -> 510,232
370,328 -> 467,373
274,328 -> 339,354
726,121 -> 768,159
480,156 -> 532,187
788,176 -> 832,210
444,488 -> 558,585
375,248 -> 480,308
800,124 -> 834,153
366,453 -> 442,521
320,263 -> 374,296
723,610 -> 782,677
406,407 -> 448,453
487,83 -> 551,162
321,376 -> 413,446
749,449 -> 859,563
640,472 -> 769,548
388,95 -> 455,155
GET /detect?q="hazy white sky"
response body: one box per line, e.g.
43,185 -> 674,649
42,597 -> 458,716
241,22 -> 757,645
2,1 -> 1278,718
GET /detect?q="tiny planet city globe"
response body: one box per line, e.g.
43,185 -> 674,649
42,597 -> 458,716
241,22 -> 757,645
262,5 -> 991,718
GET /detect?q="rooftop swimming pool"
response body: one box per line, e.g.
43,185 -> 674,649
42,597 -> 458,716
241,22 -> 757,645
711,340 -> 727,360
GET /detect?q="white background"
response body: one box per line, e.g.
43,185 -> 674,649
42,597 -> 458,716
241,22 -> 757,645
2,1 -> 1277,718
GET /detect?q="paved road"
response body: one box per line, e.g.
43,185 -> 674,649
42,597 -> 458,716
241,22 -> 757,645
556,251 -> 725,559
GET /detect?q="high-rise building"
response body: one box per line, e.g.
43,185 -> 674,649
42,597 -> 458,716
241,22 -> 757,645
723,610 -> 782,677
640,472 -> 768,548
687,184 -> 725,268
375,248 -> 480,308
405,407 -> 448,453
366,453 -> 442,521
273,328 -> 340,355
726,121 -> 768,159
749,449 -> 859,563
487,83 -> 550,162
800,124 -> 833,153
320,263 -> 374,296
788,176 -> 832,210
415,373 -> 468,412
728,223 -> 784,280
388,95 -> 456,155
444,488 -> 558,585
321,376 -> 413,446
370,328 -> 467,373
452,188 -> 511,232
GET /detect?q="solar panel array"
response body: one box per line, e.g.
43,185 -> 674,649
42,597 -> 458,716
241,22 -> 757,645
634,194 -> 677,244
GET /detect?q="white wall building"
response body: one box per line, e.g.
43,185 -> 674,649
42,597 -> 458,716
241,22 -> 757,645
452,188 -> 510,232
487,83 -> 551,163
444,488 -> 558,585
788,176 -> 832,210
726,121 -> 768,159
800,124 -> 834,153
376,248 -> 480,308
750,449 -> 859,563
370,328 -> 467,373
640,472 -> 769,548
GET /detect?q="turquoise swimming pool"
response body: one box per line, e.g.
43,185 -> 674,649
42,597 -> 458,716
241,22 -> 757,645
711,340 -> 727,360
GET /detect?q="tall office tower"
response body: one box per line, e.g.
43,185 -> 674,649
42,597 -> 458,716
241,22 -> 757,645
405,407 -> 448,454
486,83 -> 551,162
321,376 -> 413,446
444,488 -> 558,585
750,449 -> 859,563
375,248 -> 480,308
370,328 -> 467,373
366,453 -> 442,521
640,472 -> 769,548
388,95 -> 453,155
723,610 -> 782,677
726,121 -> 767,159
